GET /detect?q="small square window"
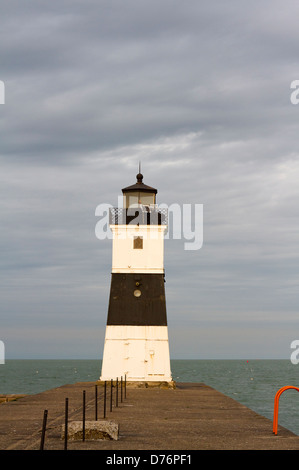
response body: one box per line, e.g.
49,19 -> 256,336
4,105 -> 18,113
133,236 -> 143,249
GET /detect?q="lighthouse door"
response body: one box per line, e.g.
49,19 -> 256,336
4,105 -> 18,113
125,339 -> 146,380
145,340 -> 165,378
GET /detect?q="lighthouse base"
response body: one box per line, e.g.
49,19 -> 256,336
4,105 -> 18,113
100,325 -> 172,382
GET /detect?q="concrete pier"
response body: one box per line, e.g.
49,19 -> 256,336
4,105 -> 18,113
0,381 -> 298,450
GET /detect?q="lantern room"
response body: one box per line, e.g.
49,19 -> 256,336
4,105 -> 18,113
122,172 -> 157,209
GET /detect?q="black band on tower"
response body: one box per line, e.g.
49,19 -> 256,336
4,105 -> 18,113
107,273 -> 167,326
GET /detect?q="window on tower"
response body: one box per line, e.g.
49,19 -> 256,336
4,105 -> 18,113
124,191 -> 155,208
133,236 -> 143,249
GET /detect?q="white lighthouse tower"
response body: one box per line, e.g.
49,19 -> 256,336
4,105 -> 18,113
100,170 -> 172,383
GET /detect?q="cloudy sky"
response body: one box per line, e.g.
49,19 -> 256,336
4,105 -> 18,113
1,0 -> 299,360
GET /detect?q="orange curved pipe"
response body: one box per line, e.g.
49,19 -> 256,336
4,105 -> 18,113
273,386 -> 299,435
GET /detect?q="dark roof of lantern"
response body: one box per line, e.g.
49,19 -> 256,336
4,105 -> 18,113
122,173 -> 158,194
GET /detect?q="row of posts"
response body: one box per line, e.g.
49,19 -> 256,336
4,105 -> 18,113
40,375 -> 127,450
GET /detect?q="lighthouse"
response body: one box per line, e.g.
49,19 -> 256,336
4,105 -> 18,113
100,170 -> 172,383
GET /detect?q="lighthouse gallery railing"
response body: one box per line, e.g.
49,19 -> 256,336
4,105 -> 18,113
109,206 -> 168,226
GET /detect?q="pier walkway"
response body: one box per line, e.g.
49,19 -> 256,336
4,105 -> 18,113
0,381 -> 298,451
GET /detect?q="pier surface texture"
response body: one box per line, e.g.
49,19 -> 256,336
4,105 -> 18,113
0,381 -> 298,450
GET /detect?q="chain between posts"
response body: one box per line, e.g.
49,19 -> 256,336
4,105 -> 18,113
39,374 -> 127,449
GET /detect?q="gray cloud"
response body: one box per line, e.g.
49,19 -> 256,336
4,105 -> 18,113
1,0 -> 299,359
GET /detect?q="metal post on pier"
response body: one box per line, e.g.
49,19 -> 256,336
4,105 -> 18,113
104,381 -> 107,418
40,409 -> 48,450
110,379 -> 113,412
64,398 -> 68,450
82,390 -> 86,442
95,385 -> 98,420
116,377 -> 119,407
